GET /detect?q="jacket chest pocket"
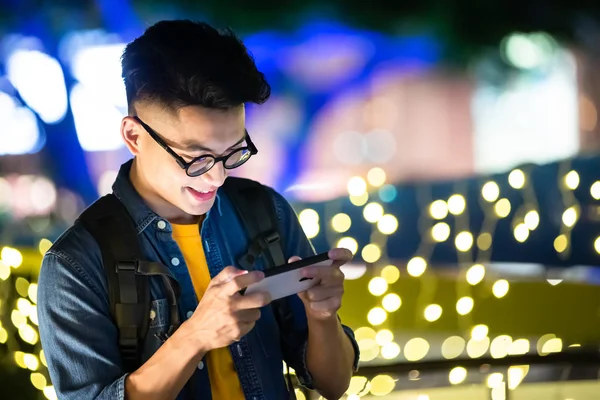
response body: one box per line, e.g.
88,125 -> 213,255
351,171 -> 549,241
143,298 -> 170,361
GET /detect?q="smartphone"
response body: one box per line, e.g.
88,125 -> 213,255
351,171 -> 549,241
240,252 -> 331,300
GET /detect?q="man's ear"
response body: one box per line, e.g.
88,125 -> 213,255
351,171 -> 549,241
121,116 -> 142,155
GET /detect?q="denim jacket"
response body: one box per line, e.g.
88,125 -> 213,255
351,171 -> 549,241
37,159 -> 359,400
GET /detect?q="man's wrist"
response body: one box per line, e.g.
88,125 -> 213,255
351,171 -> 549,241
174,320 -> 210,359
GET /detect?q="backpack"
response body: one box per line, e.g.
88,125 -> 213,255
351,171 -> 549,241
77,177 -> 289,377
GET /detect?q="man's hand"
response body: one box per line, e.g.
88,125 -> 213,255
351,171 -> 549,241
186,267 -> 272,352
297,248 -> 353,320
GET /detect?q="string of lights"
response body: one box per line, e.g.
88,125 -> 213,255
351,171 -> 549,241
2,156 -> 600,398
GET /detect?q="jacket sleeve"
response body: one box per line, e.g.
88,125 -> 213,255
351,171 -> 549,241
37,226 -> 129,400
268,189 -> 360,389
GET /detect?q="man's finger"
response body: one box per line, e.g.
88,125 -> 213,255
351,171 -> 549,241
232,291 -> 272,310
222,270 -> 265,296
304,285 -> 344,303
211,266 -> 248,286
328,248 -> 353,269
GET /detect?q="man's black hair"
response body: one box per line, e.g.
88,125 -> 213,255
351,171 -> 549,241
121,20 -> 271,113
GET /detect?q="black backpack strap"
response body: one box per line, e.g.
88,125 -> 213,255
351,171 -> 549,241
221,177 -> 286,269
77,194 -> 151,372
221,177 -> 298,398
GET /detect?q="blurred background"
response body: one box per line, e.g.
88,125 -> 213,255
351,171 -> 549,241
3,0 -> 600,399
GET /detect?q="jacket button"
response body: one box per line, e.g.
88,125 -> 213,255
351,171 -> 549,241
171,257 -> 180,266
157,220 -> 167,229
197,361 -> 204,370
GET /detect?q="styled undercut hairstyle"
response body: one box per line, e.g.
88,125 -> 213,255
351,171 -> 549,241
121,20 -> 271,114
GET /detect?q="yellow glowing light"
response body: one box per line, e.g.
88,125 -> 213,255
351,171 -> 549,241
455,231 -> 474,252
367,307 -> 387,326
0,327 -> 8,344
477,233 -> 493,251
448,194 -> 466,215
482,181 -> 500,202
380,265 -> 400,284
31,372 -> 47,390
442,336 -> 466,360
299,209 -> 320,239
564,170 -> 580,190
562,207 -> 578,227
40,350 -> 47,367
380,342 -> 401,360
295,389 -> 306,400
456,297 -> 474,315
29,306 -> 39,326
555,235 -> 568,253
347,376 -> 369,396
429,200 -> 448,220
0,261 -> 10,281
24,353 -> 39,371
377,214 -> 399,235
449,367 -> 467,385
494,198 -> 511,218
348,176 -> 368,196
431,222 -> 451,242
28,283 -> 38,304
43,386 -> 57,400
466,264 -> 486,285
591,181 -> 600,200
19,324 -> 39,345
508,365 -> 529,390
367,168 -> 387,187
358,339 -> 379,362
424,304 -> 443,322
471,324 -> 489,340
487,372 -> 504,388
38,238 -> 52,255
350,192 -> 369,206
547,279 -> 562,286
14,351 -> 27,368
536,334 -> 557,355
493,279 -> 510,298
11,309 -> 27,328
362,244 -> 382,263
17,298 -> 32,317
337,237 -> 359,255
382,293 -> 402,312
368,277 -> 388,296
513,223 -> 529,243
490,335 -> 513,359
467,337 -> 490,358
509,339 -> 530,355
407,257 -> 427,277
508,169 -> 526,189
331,213 -> 352,233
16,277 -> 30,297
369,374 -> 396,396
524,210 -> 540,230
1,246 -> 23,268
355,327 -> 377,341
364,202 -> 385,223
541,338 -> 563,355
404,338 -> 430,362
375,329 -> 394,346
418,395 -> 430,400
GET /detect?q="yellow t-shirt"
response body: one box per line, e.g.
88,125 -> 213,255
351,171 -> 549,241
171,222 -> 244,400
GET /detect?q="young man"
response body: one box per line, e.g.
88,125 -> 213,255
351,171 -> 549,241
37,20 -> 359,400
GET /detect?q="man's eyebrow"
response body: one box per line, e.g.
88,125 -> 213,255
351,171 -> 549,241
180,135 -> 246,152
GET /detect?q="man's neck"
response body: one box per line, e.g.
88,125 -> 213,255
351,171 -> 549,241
129,158 -> 200,225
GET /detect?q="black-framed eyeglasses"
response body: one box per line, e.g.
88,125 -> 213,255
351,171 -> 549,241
134,116 -> 258,177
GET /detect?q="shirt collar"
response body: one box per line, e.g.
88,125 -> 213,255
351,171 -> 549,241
112,159 -> 159,234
